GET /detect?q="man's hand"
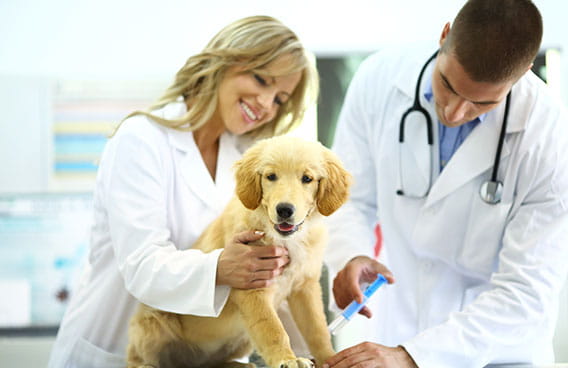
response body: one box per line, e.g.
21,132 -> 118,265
333,256 -> 395,318
323,343 -> 418,368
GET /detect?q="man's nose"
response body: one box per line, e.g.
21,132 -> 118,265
445,97 -> 469,124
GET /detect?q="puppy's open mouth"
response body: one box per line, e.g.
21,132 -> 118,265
274,221 -> 303,236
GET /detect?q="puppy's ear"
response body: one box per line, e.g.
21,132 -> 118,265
317,150 -> 352,216
234,145 -> 263,210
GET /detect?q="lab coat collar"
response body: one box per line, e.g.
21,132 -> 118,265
393,46 -> 437,101
504,74 -> 534,133
160,100 -> 192,152
424,75 -> 533,206
424,102 -> 512,207
178,132 -> 238,212
158,100 -> 239,212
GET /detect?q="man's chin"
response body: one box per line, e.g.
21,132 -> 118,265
440,119 -> 467,128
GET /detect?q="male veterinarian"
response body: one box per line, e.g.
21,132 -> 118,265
324,1 -> 568,367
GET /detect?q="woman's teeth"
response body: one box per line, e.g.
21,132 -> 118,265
240,102 -> 258,121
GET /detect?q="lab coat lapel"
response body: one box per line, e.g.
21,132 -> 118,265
424,104 -> 511,208
169,129 -> 240,213
214,133 -> 239,211
153,100 -> 241,212
170,129 -> 220,210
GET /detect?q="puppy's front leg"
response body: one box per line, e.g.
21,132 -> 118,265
287,278 -> 335,366
232,289 -> 312,368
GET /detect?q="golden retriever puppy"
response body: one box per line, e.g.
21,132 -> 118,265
127,136 -> 351,368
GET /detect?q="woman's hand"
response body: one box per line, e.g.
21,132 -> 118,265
217,230 -> 289,289
332,256 -> 395,318
323,343 -> 417,368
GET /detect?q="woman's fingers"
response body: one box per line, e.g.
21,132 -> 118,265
217,231 -> 290,289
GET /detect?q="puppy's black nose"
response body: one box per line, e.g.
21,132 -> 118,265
276,203 -> 295,219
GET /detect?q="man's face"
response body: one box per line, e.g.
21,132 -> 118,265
431,51 -> 512,128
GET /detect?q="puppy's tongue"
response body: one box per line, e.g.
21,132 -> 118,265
278,223 -> 295,232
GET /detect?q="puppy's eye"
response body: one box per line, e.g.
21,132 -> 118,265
301,175 -> 313,183
267,173 -> 277,181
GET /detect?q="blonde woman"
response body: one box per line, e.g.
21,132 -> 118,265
48,15 -> 318,368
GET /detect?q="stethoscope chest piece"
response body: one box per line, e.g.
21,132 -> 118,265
479,180 -> 503,204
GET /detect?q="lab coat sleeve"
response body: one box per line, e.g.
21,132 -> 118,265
403,113 -> 568,367
103,120 -> 230,317
324,55 -> 384,303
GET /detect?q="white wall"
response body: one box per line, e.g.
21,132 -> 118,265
0,0 -> 462,79
1,0 -> 566,89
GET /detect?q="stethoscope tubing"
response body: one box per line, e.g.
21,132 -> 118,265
491,93 -> 511,182
399,50 -> 439,145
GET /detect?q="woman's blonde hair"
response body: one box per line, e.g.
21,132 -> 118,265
119,15 -> 318,139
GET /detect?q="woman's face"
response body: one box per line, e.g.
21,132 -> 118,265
214,56 -> 302,135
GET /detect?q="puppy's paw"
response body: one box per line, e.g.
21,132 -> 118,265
278,357 -> 314,368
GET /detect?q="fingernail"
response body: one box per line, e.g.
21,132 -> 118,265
254,231 -> 264,235
322,364 -> 329,368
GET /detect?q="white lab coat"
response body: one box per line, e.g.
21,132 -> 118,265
48,101 -> 242,367
325,44 -> 568,368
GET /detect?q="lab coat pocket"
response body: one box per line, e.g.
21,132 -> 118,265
69,337 -> 125,368
458,196 -> 512,278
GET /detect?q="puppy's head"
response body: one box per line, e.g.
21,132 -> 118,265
234,136 -> 351,236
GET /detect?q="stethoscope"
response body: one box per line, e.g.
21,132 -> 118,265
397,50 -> 510,204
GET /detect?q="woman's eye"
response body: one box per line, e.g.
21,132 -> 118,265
254,74 -> 267,86
301,175 -> 312,183
267,173 -> 277,181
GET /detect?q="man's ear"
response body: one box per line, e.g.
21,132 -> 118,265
439,22 -> 451,47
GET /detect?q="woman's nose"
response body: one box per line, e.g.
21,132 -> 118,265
257,90 -> 276,109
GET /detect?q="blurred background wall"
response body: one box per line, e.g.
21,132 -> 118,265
0,0 -> 567,365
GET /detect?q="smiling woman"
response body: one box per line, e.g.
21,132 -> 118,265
46,15 -> 320,368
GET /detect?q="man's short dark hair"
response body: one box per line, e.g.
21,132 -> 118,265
441,0 -> 543,83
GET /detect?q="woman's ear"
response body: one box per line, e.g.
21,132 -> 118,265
317,150 -> 352,216
234,146 -> 263,210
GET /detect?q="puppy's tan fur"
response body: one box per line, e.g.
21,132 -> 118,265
127,136 -> 351,368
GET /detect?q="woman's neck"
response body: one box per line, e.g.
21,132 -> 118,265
193,122 -> 224,182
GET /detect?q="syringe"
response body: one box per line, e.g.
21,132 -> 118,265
328,274 -> 388,335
